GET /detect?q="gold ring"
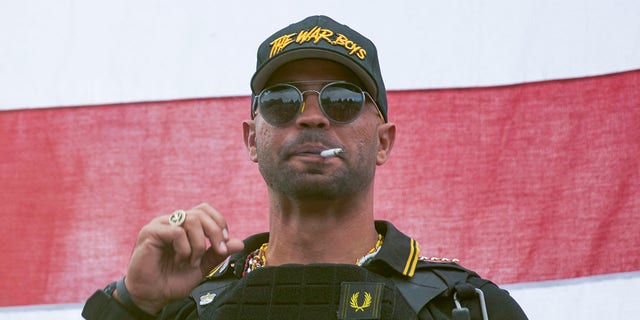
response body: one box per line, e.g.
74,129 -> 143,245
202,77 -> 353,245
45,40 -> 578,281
169,209 -> 187,226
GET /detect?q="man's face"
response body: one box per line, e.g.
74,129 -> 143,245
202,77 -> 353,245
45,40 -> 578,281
244,58 -> 393,200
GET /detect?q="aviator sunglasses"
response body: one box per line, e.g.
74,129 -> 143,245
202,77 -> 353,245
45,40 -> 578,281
253,81 -> 382,126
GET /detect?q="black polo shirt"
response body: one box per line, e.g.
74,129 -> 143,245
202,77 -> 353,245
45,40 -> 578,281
84,220 -> 528,319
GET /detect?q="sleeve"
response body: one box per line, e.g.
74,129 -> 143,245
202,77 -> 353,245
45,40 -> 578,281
416,271 -> 529,320
81,286 -> 199,320
82,288 -> 139,320
476,280 -> 529,320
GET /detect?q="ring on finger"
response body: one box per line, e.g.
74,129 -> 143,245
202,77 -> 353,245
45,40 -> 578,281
169,209 -> 187,226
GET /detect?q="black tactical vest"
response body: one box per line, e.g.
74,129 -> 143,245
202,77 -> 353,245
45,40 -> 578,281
186,262 -> 522,320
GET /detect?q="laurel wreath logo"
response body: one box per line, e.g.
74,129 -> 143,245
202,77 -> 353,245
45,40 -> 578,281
349,291 -> 372,312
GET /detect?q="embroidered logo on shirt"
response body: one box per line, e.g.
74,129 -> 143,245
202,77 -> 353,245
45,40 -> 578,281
338,282 -> 384,319
349,291 -> 372,311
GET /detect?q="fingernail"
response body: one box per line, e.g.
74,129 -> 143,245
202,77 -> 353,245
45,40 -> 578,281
222,228 -> 229,240
219,241 -> 228,254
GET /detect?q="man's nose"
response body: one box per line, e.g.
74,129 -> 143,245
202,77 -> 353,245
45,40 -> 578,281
295,91 -> 330,128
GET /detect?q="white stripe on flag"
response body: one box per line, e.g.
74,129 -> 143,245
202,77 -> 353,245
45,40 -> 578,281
1,0 -> 639,109
505,271 -> 640,319
0,303 -> 83,320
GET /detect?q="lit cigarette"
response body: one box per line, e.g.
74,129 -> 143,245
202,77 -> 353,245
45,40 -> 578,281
320,148 -> 343,158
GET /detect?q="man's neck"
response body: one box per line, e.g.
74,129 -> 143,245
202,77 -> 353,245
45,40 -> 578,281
265,193 -> 379,266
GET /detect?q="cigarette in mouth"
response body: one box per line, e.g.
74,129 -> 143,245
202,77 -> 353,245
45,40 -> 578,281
320,148 -> 344,158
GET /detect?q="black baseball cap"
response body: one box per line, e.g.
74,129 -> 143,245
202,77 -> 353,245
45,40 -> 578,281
250,15 -> 388,122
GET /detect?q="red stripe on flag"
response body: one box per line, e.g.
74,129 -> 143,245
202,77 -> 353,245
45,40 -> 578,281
1,70 -> 639,306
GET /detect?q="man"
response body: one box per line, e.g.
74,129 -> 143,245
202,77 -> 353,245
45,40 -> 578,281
83,15 -> 528,319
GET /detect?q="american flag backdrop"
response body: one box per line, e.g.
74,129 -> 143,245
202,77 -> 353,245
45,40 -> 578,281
1,1 -> 639,319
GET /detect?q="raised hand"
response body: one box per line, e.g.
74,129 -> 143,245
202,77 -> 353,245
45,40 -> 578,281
118,203 -> 244,314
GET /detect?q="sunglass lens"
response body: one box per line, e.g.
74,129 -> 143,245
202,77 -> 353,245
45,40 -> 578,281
258,85 -> 301,125
320,83 -> 364,123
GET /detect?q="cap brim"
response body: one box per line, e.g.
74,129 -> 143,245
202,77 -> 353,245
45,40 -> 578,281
250,48 -> 378,97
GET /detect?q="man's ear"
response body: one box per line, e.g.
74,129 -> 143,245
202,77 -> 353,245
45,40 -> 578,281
376,122 -> 396,165
243,120 -> 258,162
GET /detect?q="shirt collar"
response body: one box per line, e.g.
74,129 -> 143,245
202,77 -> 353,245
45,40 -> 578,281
370,220 -> 421,277
217,221 -> 421,278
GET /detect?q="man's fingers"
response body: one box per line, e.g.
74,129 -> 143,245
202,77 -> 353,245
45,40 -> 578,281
139,204 -> 240,276
195,203 -> 228,237
180,214 -> 207,267
169,203 -> 231,266
191,203 -> 230,254
136,218 -> 192,264
200,238 -> 245,275
199,215 -> 229,256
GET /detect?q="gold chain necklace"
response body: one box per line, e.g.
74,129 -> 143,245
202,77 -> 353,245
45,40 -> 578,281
243,234 -> 384,276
